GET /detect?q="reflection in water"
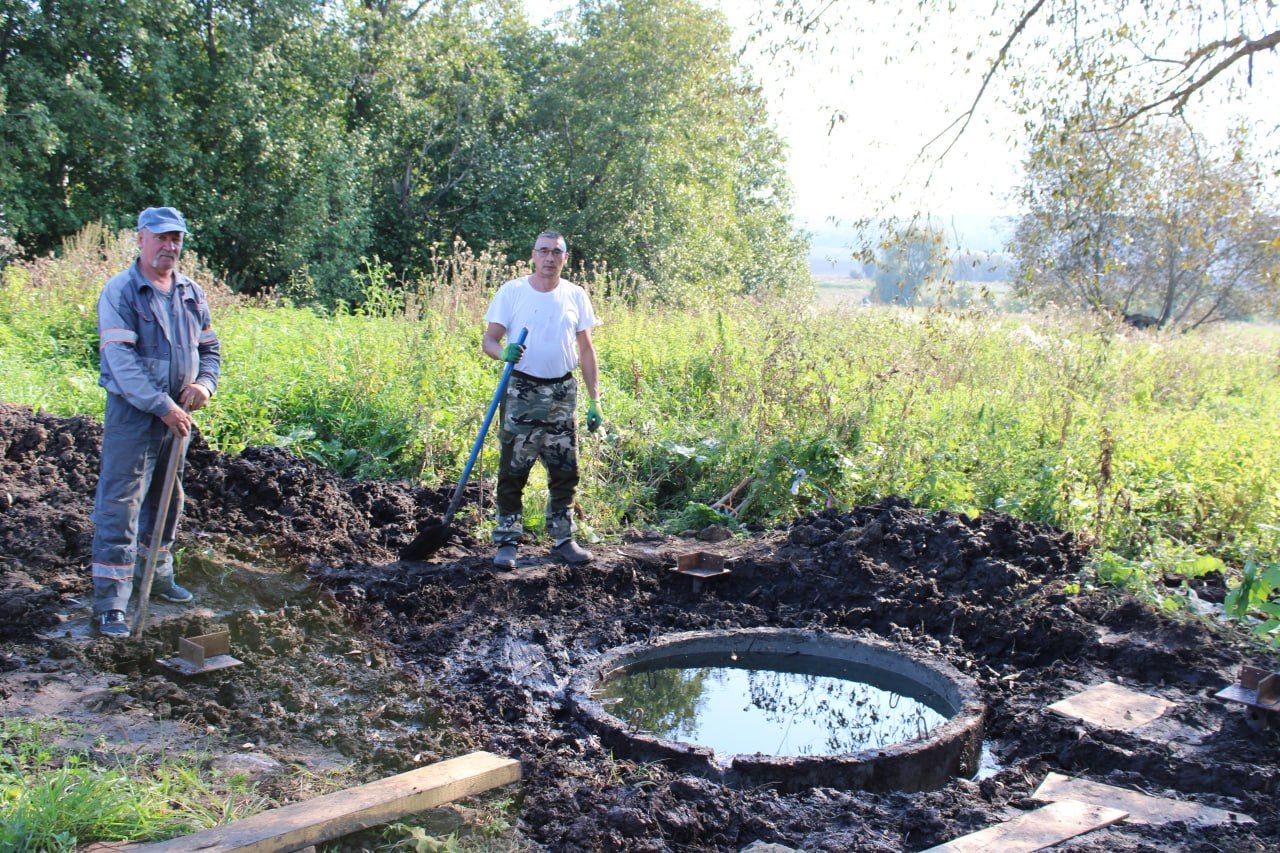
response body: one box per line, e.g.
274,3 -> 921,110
596,651 -> 952,757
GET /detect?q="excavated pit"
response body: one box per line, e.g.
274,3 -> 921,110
570,627 -> 985,792
4,402 -> 1280,851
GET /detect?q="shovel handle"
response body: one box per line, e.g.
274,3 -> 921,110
132,422 -> 193,639
441,327 -> 528,526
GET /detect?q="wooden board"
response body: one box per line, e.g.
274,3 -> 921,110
122,751 -> 520,852
1032,772 -> 1253,827
1046,682 -> 1173,730
920,799 -> 1128,853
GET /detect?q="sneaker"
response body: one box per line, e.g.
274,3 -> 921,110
96,610 -> 129,638
493,544 -> 518,569
551,539 -> 592,565
154,581 -> 194,604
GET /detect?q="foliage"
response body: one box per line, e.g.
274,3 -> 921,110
376,797 -> 519,852
349,0 -> 533,279
1013,114 -> 1280,326
0,717 -> 266,850
4,236 -> 1280,621
870,224 -> 948,307
0,0 -> 806,306
529,0 -> 808,304
663,501 -> 737,534
0,0 -> 371,296
1224,548 -> 1280,643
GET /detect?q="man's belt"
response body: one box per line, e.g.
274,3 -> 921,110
512,370 -> 573,385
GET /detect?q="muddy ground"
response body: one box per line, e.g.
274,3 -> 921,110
1,401 -> 1277,852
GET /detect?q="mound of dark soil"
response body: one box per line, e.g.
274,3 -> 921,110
319,502 -> 1278,851
2,402 -> 1277,852
0,402 -> 458,639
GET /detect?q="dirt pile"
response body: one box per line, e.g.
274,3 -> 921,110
321,502 -> 1277,850
0,402 -> 455,638
2,402 -> 1277,851
0,405 -> 102,637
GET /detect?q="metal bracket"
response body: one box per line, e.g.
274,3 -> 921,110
1215,664 -> 1280,731
158,630 -> 243,676
670,551 -> 731,592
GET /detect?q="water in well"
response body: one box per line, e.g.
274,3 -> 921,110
595,650 -> 953,757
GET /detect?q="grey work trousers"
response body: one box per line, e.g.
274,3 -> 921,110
90,393 -> 187,615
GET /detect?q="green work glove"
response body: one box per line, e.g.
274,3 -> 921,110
500,342 -> 525,363
586,399 -> 603,433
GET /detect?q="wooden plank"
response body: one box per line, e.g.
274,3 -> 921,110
920,799 -> 1128,853
1046,682 -> 1173,730
1032,772 -> 1254,827
124,751 -> 520,853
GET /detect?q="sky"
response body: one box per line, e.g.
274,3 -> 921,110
523,0 -> 1025,252
728,4 -> 1027,255
525,1 -> 1278,256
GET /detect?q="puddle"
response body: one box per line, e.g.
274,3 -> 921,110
973,742 -> 1002,780
595,650 -> 953,757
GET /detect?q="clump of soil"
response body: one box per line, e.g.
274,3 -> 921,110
1,402 -> 1277,851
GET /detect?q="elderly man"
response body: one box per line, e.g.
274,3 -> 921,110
91,207 -> 221,637
483,231 -> 602,568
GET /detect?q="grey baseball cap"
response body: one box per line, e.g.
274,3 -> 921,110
137,206 -> 188,234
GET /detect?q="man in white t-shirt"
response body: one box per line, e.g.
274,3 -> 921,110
482,231 -> 603,568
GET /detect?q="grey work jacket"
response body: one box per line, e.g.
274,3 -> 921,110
97,261 -> 221,417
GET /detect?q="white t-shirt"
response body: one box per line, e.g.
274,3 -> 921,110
485,276 -> 599,378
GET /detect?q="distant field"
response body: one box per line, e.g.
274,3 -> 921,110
813,276 -> 873,306
812,276 -> 1016,309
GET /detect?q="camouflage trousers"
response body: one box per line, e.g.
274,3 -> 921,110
493,372 -> 579,544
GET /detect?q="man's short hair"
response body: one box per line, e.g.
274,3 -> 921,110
534,231 -> 566,251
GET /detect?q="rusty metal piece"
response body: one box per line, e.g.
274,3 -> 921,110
670,552 -> 730,592
675,551 -> 728,577
1258,673 -> 1280,706
158,630 -> 243,676
1215,664 -> 1280,731
1238,664 -> 1268,691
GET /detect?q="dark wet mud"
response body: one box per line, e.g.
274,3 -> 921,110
1,402 -> 1277,851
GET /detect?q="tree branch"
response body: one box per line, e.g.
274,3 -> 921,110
1098,28 -> 1280,129
920,0 -> 1049,161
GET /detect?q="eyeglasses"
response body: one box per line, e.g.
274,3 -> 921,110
534,248 -> 566,257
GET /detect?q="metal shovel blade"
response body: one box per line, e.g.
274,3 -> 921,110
400,328 -> 528,563
400,522 -> 452,561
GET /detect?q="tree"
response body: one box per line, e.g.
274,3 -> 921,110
0,0 -> 808,304
870,224 -> 946,306
177,0 -> 372,296
529,0 -> 807,304
1012,115 -> 1280,327
0,0 -> 372,295
755,1 -> 1279,156
350,0 -> 538,277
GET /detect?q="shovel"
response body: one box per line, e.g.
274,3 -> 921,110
401,327 -> 528,560
132,420 -> 193,639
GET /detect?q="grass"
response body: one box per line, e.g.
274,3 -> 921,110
0,718 -> 267,850
3,227 -> 1280,631
366,795 -> 524,852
